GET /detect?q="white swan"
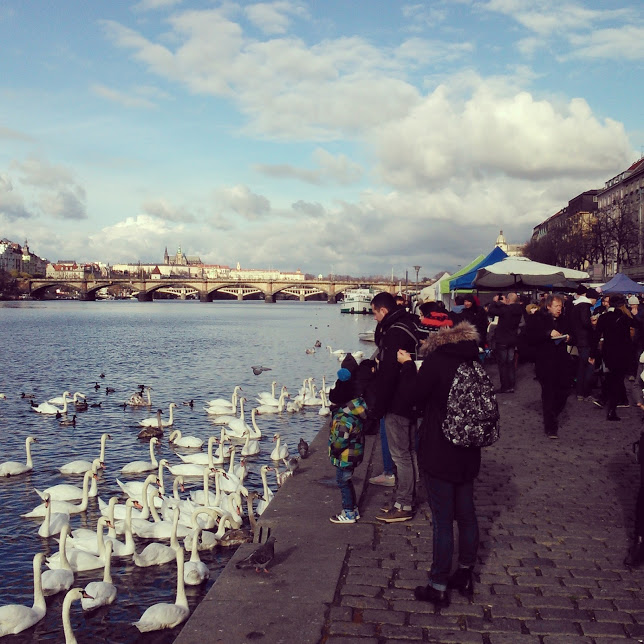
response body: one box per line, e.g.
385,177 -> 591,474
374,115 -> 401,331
23,469 -> 93,517
47,517 -> 111,572
256,391 -> 288,414
139,403 -> 177,428
176,435 -> 217,465
36,459 -> 100,501
117,458 -> 168,501
189,467 -> 222,506
121,436 -> 159,474
255,381 -> 281,405
31,392 -> 70,415
132,507 -> 180,567
256,465 -> 275,515
41,524 -> 74,596
205,385 -> 242,409
62,587 -> 92,644
226,397 -> 252,436
81,540 -> 117,610
60,433 -> 111,475
184,528 -> 210,585
135,493 -> 191,539
183,505 -> 231,551
270,433 -> 289,461
219,448 -> 246,493
38,493 -> 70,538
169,429 -> 203,449
241,430 -> 260,456
47,391 -> 76,405
318,389 -> 331,416
0,436 -> 37,477
126,386 -> 152,407
133,547 -> 189,632
246,408 -> 262,439
0,552 -> 47,636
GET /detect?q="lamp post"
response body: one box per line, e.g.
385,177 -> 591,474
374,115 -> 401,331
413,265 -> 421,293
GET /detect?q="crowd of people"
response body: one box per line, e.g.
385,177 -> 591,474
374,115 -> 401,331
325,286 -> 644,608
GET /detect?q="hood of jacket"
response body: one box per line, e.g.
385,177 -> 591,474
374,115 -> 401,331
574,296 -> 592,306
340,396 -> 367,419
419,321 -> 480,358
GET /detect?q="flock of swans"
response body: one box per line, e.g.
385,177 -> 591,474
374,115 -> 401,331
0,355 -> 354,641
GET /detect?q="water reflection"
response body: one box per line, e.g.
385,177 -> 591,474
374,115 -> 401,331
0,300 -> 375,642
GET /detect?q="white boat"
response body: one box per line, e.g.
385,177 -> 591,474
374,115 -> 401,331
358,330 -> 375,342
340,287 -> 377,314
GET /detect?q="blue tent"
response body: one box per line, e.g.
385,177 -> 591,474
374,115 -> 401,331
600,272 -> 644,294
449,246 -> 508,290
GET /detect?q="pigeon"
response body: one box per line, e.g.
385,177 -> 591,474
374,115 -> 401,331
235,535 -> 276,573
251,366 -> 272,376
285,456 -> 300,475
298,438 -> 310,459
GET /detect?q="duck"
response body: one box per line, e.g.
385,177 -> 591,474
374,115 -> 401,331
270,432 -> 289,461
0,436 -> 37,477
35,459 -> 100,501
31,393 -> 70,415
105,387 -> 116,394
120,436 -> 159,474
0,553 -> 47,636
37,493 -> 70,538
81,540 -> 117,610
256,465 -> 275,515
139,402 -> 177,427
59,433 -> 110,475
74,397 -> 88,412
41,524 -> 74,596
59,414 -> 77,427
23,470 -> 94,517
20,392 -> 35,399
169,429 -> 203,449
132,548 -> 189,632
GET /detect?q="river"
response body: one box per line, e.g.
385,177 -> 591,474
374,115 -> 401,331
0,300 -> 376,643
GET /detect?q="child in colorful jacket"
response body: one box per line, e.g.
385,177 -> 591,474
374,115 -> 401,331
328,367 -> 368,524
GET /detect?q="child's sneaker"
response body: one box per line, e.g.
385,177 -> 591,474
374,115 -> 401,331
330,510 -> 356,524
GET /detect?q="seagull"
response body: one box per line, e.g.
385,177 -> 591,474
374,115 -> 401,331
251,366 -> 272,376
235,535 -> 276,573
298,438 -> 309,459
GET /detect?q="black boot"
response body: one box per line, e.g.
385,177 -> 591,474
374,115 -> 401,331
447,567 -> 474,597
414,584 -> 450,607
607,409 -> 621,421
624,536 -> 644,568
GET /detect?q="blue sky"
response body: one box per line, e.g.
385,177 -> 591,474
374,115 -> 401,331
0,0 -> 642,278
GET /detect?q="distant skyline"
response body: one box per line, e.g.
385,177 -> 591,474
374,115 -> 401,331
1,1 -> 642,279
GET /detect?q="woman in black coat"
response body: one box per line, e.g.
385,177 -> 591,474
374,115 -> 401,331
398,321 -> 481,607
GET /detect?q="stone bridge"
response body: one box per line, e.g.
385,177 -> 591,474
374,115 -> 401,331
28,277 -> 396,303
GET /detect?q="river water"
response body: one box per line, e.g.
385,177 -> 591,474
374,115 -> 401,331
0,300 -> 376,643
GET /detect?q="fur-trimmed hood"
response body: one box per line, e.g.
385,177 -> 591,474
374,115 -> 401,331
419,321 -> 480,357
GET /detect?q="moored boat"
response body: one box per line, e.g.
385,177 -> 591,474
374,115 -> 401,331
340,287 -> 377,314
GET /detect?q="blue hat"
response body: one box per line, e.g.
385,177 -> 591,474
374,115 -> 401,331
337,368 -> 351,382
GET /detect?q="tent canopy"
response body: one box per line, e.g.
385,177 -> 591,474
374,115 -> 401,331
449,246 -> 508,290
440,254 -> 485,295
473,256 -> 589,289
600,273 -> 644,294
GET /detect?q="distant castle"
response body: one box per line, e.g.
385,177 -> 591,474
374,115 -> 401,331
163,246 -> 202,267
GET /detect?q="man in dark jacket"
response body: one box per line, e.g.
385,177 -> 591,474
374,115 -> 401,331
571,287 -> 599,401
370,291 -> 420,523
398,321 -> 482,607
488,292 -> 523,393
525,294 -> 572,439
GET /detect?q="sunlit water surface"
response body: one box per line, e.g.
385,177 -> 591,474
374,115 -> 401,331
0,300 -> 376,643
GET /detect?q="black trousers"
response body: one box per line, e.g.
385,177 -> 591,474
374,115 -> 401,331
605,368 -> 627,415
540,378 -> 570,435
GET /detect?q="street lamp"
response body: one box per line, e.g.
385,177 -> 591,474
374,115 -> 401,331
413,265 -> 421,293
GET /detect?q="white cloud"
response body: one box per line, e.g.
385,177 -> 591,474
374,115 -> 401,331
567,26 -> 644,61
134,0 -> 183,11
38,187 -> 87,221
91,84 -> 157,109
215,185 -> 271,220
142,198 -> 196,222
0,173 -> 33,221
244,2 -> 307,35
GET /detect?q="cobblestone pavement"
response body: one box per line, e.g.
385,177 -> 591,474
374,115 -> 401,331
321,364 -> 644,644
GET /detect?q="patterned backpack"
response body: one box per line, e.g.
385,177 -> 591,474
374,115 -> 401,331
441,361 -> 500,448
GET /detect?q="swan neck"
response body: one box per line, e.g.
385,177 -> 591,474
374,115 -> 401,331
99,433 -> 108,461
25,438 -> 34,468
175,550 -> 188,609
32,555 -> 46,612
62,592 -> 78,644
190,529 -> 201,562
103,547 -> 113,583
149,440 -> 158,467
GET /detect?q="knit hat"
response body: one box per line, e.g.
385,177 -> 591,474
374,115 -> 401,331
628,295 -> 640,305
337,368 -> 352,382
585,288 -> 600,300
575,284 -> 587,295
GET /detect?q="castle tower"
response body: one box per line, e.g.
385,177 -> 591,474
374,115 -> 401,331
164,247 -> 169,265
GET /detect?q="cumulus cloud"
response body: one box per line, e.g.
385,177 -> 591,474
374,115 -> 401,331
0,173 -> 33,221
567,26 -> 644,61
38,187 -> 87,221
142,198 -> 196,222
244,2 -> 307,35
215,185 -> 271,220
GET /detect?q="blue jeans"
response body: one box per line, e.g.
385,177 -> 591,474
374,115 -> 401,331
336,466 -> 356,512
575,347 -> 593,397
496,345 -> 516,391
380,417 -> 394,475
424,474 -> 479,590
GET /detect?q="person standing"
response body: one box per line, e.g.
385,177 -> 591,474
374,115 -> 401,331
397,321 -> 482,607
571,287 -> 600,402
525,294 -> 572,439
488,292 -> 523,393
370,291 -> 419,523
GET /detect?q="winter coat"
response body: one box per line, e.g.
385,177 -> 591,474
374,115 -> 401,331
420,311 -> 454,332
400,322 -> 482,484
488,301 -> 523,346
524,308 -> 572,386
596,308 -> 634,372
370,307 -> 421,418
456,306 -> 489,346
328,397 -> 367,469
570,296 -> 595,349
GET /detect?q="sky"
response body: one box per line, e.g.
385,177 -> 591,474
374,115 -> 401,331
0,0 -> 642,280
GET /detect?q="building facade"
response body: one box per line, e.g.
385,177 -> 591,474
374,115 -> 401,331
0,239 -> 48,276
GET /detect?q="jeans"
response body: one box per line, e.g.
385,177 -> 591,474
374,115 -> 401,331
424,473 -> 479,590
575,347 -> 593,397
336,466 -> 356,512
496,345 -> 516,391
380,418 -> 394,475
384,413 -> 417,510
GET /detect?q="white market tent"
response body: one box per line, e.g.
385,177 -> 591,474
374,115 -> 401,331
473,256 -> 589,289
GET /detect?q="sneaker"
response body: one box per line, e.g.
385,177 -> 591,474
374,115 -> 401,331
376,507 -> 413,523
617,403 -> 630,408
330,510 -> 356,524
369,473 -> 395,487
547,434 -> 559,440
379,502 -> 394,513
577,395 -> 584,402
591,398 -> 605,408
353,506 -> 361,521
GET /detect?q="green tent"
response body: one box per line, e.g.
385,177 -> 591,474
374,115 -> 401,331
440,255 -> 484,295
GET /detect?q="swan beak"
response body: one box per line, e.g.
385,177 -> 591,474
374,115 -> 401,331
134,500 -> 143,510
105,520 -> 114,528
82,591 -> 94,599
99,461 -> 106,470
180,484 -> 185,493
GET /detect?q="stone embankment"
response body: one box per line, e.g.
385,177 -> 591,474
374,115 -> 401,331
175,366 -> 644,644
